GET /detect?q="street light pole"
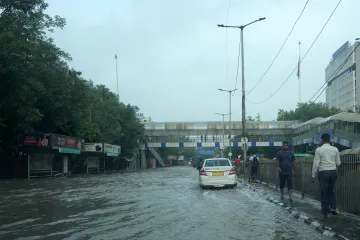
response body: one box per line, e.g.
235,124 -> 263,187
218,17 -> 266,182
215,113 -> 229,157
218,88 -> 237,157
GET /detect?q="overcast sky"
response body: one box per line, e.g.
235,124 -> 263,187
46,0 -> 359,122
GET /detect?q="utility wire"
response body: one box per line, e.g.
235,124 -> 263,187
233,30 -> 241,95
246,0 -> 311,96
248,0 -> 342,104
225,0 -> 232,86
268,41 -> 358,138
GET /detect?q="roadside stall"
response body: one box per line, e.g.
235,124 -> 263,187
82,143 -> 121,174
103,143 -> 121,172
18,133 -> 83,179
82,142 -> 104,174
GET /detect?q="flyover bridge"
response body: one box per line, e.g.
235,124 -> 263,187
133,113 -> 360,169
144,120 -> 297,142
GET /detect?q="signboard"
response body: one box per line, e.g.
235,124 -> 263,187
19,134 -> 51,147
167,155 -> 177,160
196,150 -> 215,155
136,113 -> 144,118
51,134 -> 83,150
103,143 -> 121,156
84,143 -> 103,152
314,130 -> 335,144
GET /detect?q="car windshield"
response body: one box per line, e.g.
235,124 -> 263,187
204,159 -> 230,167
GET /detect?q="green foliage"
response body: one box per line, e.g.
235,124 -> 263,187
347,105 -> 360,114
247,113 -> 261,122
276,102 -> 342,122
247,116 -> 255,121
0,0 -> 144,155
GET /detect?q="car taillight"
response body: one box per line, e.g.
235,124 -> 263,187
200,169 -> 207,176
229,168 -> 236,175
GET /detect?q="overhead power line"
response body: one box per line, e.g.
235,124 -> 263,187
225,0 -> 232,85
246,0 -> 311,96
268,41 -> 359,138
233,30 -> 241,95
248,0 -> 342,105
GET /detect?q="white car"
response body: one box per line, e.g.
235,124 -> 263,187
199,158 -> 237,188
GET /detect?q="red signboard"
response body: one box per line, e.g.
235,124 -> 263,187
51,134 -> 82,149
19,133 -> 83,150
19,134 -> 50,147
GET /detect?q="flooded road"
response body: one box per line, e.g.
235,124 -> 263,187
0,166 -> 329,240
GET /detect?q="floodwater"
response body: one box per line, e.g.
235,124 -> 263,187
0,166 -> 330,240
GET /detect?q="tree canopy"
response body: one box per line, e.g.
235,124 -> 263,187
0,0 -> 144,155
247,113 -> 261,121
277,102 -> 342,122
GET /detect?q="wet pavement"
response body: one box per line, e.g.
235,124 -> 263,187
247,180 -> 360,240
0,167 -> 332,240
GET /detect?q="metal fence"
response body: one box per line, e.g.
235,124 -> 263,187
257,155 -> 360,214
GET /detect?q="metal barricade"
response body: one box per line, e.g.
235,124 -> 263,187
258,154 -> 360,214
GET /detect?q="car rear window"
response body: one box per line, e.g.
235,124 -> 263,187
204,160 -> 230,167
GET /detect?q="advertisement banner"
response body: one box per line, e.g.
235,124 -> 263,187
167,155 -> 177,160
84,143 -> 103,152
103,143 -> 121,156
19,134 -> 51,147
51,134 -> 83,150
314,130 -> 335,144
136,113 -> 144,118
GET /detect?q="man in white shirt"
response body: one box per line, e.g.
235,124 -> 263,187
312,133 -> 341,218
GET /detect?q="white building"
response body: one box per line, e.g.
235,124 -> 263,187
325,40 -> 360,112
136,112 -> 152,123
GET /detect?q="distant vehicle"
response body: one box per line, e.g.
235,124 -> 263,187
199,158 -> 237,189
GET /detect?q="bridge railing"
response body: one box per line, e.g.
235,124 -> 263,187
144,121 -> 296,130
257,155 -> 360,214
145,136 -> 290,143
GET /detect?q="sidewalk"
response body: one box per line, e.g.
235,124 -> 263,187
237,178 -> 360,240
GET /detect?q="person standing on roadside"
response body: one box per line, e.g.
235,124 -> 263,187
235,155 -> 241,176
250,153 -> 259,182
276,141 -> 296,202
197,158 -> 203,171
312,133 -> 341,219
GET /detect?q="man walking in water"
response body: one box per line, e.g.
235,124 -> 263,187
312,133 -> 341,218
276,141 -> 296,202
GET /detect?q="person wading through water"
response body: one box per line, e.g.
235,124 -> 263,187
276,141 -> 296,202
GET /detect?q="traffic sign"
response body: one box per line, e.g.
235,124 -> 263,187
228,152 -> 232,157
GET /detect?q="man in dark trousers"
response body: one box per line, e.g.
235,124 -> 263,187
276,141 -> 296,202
250,153 -> 259,182
197,158 -> 203,171
312,133 -> 341,218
